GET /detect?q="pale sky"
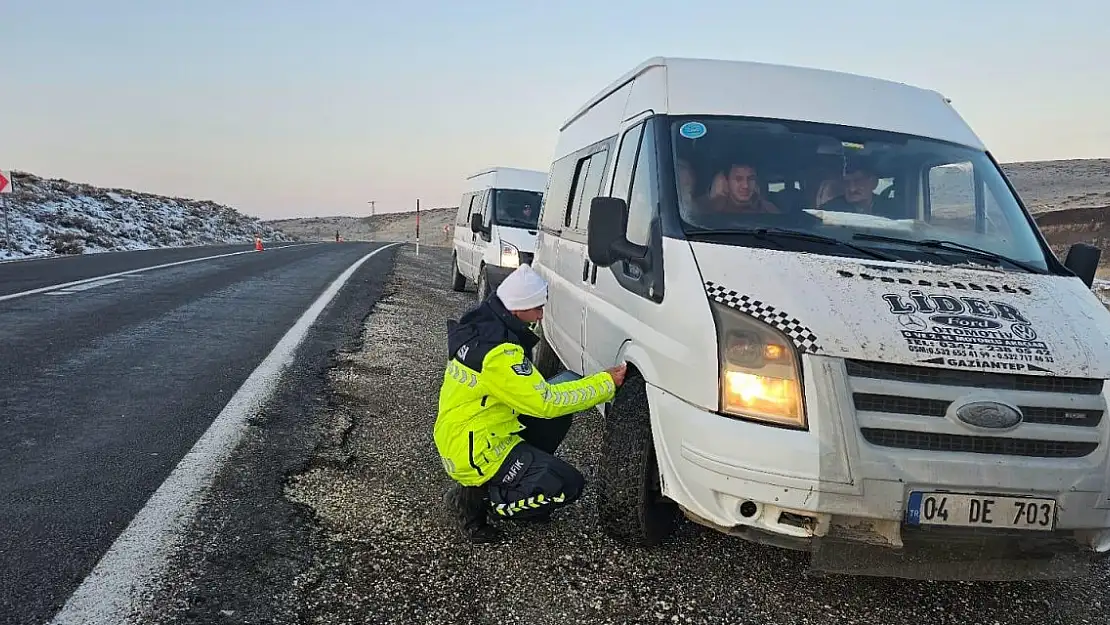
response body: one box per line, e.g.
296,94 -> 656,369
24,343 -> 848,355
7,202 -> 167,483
4,0 -> 1108,219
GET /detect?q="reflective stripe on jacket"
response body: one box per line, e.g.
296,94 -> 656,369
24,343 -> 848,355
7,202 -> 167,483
433,296 -> 616,486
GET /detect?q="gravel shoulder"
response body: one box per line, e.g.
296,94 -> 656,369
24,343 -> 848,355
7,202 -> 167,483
137,246 -> 1110,625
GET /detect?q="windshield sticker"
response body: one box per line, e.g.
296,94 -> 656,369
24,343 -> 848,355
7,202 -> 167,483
679,121 -> 707,139
882,290 -> 1054,373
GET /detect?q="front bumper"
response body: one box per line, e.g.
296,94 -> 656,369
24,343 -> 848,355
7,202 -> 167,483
649,355 -> 1110,579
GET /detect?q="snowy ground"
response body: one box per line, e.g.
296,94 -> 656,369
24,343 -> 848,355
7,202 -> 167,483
1093,279 -> 1110,307
0,171 -> 294,261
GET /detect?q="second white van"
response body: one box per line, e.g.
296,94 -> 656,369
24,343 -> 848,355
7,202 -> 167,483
531,56 -> 1110,580
450,167 -> 547,299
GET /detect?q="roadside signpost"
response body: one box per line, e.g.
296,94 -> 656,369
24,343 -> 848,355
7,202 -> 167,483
415,198 -> 421,256
1,170 -> 12,253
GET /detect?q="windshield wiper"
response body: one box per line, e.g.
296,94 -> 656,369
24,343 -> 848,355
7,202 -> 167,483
689,226 -> 900,262
851,233 -> 1044,273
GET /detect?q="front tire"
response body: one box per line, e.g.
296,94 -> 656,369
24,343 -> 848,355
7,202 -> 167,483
450,253 -> 466,292
596,374 -> 681,546
476,265 -> 491,301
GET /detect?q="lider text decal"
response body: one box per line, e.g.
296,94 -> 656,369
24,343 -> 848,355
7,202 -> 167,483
882,290 -> 1052,372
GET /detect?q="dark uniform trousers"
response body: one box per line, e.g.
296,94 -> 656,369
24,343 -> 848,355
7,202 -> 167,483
485,371 -> 588,519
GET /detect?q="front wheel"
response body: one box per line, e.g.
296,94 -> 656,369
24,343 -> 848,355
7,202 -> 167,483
476,265 -> 491,301
596,374 -> 681,546
450,253 -> 466,292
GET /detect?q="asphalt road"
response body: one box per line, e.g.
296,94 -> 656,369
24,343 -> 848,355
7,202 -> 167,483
0,241 -> 398,624
0,242 -> 302,298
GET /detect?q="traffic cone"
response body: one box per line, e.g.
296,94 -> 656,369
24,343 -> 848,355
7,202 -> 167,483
255,237 -> 264,251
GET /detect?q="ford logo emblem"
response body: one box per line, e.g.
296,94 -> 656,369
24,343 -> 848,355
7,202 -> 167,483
929,314 -> 1003,330
954,401 -> 1023,430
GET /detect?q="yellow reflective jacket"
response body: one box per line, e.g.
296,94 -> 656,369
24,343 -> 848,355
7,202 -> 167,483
434,296 -> 616,486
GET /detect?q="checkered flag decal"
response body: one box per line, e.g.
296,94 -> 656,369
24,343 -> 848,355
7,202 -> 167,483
705,281 -> 822,354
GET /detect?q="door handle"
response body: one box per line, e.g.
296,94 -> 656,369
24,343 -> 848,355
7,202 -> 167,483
582,258 -> 590,282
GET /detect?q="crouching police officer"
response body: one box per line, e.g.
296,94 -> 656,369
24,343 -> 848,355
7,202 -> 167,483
434,263 -> 626,543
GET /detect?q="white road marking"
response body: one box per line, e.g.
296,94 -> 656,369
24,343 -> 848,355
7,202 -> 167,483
48,242 -> 400,625
47,278 -> 125,295
0,243 -> 319,303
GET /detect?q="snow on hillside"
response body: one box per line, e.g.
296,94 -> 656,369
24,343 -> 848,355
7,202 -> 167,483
0,171 -> 294,261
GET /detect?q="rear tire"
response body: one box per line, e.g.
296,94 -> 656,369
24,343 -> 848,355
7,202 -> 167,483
596,374 -> 681,546
476,265 -> 491,301
450,253 -> 466,292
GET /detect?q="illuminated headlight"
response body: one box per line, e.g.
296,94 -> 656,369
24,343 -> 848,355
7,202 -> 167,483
500,242 -> 520,268
711,301 -> 806,429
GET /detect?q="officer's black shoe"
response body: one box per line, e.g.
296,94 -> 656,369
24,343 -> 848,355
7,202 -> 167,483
444,483 -> 503,544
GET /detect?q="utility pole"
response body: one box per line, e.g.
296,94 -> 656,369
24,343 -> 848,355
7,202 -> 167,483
415,198 -> 421,256
2,196 -> 9,254
0,169 -> 12,254
367,200 -> 376,217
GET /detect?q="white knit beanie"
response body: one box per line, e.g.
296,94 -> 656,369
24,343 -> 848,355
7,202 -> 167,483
496,264 -> 548,310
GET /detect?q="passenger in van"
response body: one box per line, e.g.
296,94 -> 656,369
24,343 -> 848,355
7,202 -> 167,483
819,162 -> 898,218
518,202 -> 537,223
700,162 -> 779,217
435,264 -> 628,543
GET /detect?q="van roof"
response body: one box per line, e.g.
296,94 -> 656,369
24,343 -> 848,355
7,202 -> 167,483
559,57 -> 984,151
464,167 -> 548,193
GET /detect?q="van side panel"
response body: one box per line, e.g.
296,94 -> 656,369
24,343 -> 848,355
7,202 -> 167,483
584,236 -> 720,409
552,82 -> 635,162
622,64 -> 667,122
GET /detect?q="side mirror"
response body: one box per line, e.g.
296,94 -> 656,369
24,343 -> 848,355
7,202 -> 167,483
470,212 -> 483,234
1064,242 -> 1101,288
587,197 -> 648,267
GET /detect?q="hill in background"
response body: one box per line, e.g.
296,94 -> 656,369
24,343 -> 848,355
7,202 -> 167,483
1002,159 -> 1110,213
266,208 -> 457,248
0,171 -> 295,260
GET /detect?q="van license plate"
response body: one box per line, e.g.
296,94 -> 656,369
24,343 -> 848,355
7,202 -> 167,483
906,492 -> 1056,530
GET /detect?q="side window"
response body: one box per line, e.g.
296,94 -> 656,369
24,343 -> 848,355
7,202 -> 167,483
926,162 -> 1007,234
566,156 -> 593,228
540,156 -> 576,232
610,123 -> 645,201
625,124 -> 658,246
575,149 -> 609,230
876,177 -> 895,198
461,193 -> 476,226
480,190 -> 493,226
474,190 -> 487,217
456,195 -> 470,226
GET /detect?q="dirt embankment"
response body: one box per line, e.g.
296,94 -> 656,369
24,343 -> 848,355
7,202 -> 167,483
266,208 -> 456,247
1034,206 -> 1110,260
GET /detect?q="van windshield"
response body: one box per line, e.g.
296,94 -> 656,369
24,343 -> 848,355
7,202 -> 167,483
493,189 -> 543,230
670,117 -> 1052,273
